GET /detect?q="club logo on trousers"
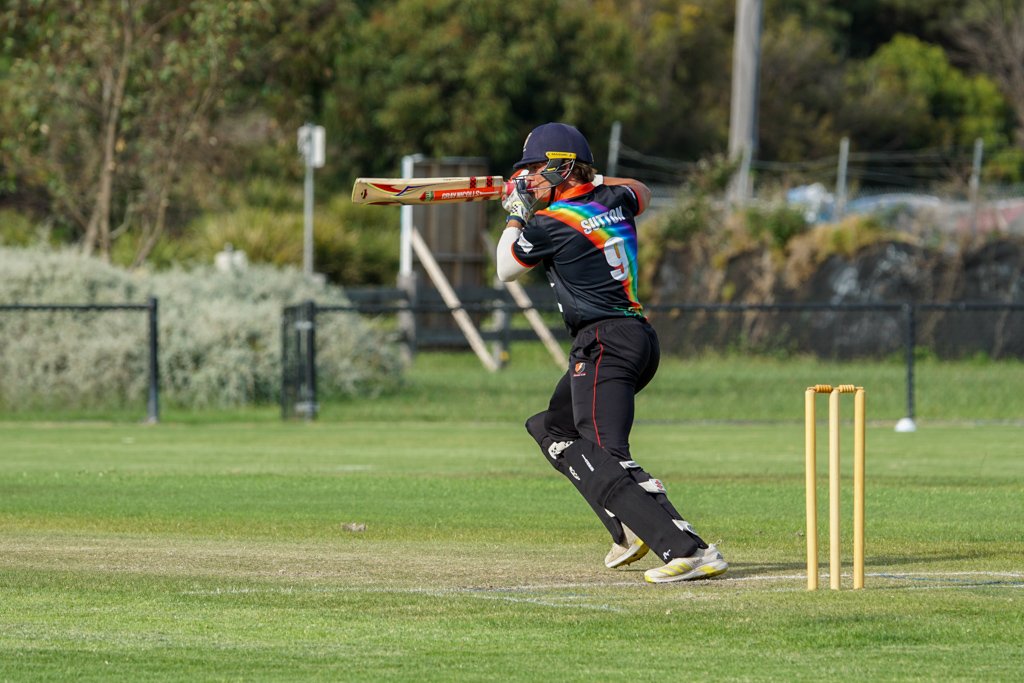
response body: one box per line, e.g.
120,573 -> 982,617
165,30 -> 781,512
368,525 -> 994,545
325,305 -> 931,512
573,362 -> 586,377
569,466 -> 580,481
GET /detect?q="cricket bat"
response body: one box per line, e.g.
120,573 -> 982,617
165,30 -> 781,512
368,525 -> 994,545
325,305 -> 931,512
351,176 -> 509,205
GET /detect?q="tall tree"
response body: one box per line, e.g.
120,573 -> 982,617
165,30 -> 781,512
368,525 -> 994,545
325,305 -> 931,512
623,0 -> 735,159
841,35 -> 1010,151
757,15 -> 844,162
327,0 -> 637,177
0,1 -> 259,263
840,0 -> 961,58
237,0 -> 360,126
949,0 -> 1024,145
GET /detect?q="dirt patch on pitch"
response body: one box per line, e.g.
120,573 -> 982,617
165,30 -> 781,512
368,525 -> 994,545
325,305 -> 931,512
0,531 -> 635,590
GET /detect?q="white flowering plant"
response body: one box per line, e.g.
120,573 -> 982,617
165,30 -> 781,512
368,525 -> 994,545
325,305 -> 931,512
0,247 -> 404,410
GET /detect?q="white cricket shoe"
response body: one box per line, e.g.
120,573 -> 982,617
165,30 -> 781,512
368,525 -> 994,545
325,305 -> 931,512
604,524 -> 650,569
643,544 -> 728,583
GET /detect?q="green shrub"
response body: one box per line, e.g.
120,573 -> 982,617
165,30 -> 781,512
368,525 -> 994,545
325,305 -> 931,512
173,206 -> 307,267
745,203 -> 808,249
659,195 -> 717,243
825,214 -> 884,257
0,246 -> 404,411
0,208 -> 49,247
642,155 -> 735,246
318,195 -> 400,286
167,190 -> 399,286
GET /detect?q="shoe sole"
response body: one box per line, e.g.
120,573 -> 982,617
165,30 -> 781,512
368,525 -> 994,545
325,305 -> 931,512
644,560 -> 729,584
605,541 -> 650,569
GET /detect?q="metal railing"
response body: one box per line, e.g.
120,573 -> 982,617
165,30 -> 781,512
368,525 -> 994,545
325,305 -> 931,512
0,298 -> 160,422
644,301 -> 1024,430
289,291 -> 1024,428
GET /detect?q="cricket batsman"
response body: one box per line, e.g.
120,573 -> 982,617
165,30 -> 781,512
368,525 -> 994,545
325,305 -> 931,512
496,122 -> 728,583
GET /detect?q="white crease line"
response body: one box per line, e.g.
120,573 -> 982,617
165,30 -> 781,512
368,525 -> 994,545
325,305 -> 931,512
452,581 -> 638,592
873,571 -> 1024,578
179,570 -> 1024,597
898,583 -> 1024,591
722,573 -> 807,583
468,594 -> 622,612
179,585 -> 623,611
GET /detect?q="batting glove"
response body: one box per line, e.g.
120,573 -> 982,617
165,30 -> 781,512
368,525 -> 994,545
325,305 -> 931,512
502,180 -> 535,225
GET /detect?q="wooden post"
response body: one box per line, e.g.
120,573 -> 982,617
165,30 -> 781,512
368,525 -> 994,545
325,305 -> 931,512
410,227 -> 499,372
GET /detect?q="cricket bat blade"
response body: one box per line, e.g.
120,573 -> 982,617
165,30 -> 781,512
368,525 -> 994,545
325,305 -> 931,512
352,176 -> 508,205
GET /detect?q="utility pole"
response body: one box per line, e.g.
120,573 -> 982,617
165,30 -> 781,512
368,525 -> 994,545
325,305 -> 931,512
607,121 -> 622,176
727,0 -> 763,206
297,123 -> 325,276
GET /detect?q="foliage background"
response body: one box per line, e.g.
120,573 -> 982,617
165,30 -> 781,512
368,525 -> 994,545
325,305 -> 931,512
1,0 -> 1022,280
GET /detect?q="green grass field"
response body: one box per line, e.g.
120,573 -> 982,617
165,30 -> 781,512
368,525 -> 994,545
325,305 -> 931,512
2,349 -> 1022,681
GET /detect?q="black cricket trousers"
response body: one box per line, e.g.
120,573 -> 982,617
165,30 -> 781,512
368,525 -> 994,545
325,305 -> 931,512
542,316 -> 659,459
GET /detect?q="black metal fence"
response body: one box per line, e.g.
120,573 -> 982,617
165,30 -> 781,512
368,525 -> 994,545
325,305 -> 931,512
281,301 -> 317,420
284,289 -> 1024,424
15,294 -> 1018,425
0,298 -> 160,422
645,301 -> 1024,426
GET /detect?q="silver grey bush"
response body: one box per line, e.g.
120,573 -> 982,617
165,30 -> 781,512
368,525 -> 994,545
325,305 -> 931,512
0,247 -> 403,410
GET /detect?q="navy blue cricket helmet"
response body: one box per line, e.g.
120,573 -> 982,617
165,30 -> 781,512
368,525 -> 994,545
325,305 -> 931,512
513,122 -> 594,170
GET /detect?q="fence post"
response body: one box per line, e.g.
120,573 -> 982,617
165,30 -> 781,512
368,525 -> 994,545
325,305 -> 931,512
397,271 -> 417,362
895,302 -> 917,432
301,299 -> 318,420
969,137 -> 984,238
280,306 -> 290,420
146,296 -> 160,424
835,137 -> 849,220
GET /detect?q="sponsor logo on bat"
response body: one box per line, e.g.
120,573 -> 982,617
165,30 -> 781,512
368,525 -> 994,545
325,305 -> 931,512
430,187 -> 502,201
